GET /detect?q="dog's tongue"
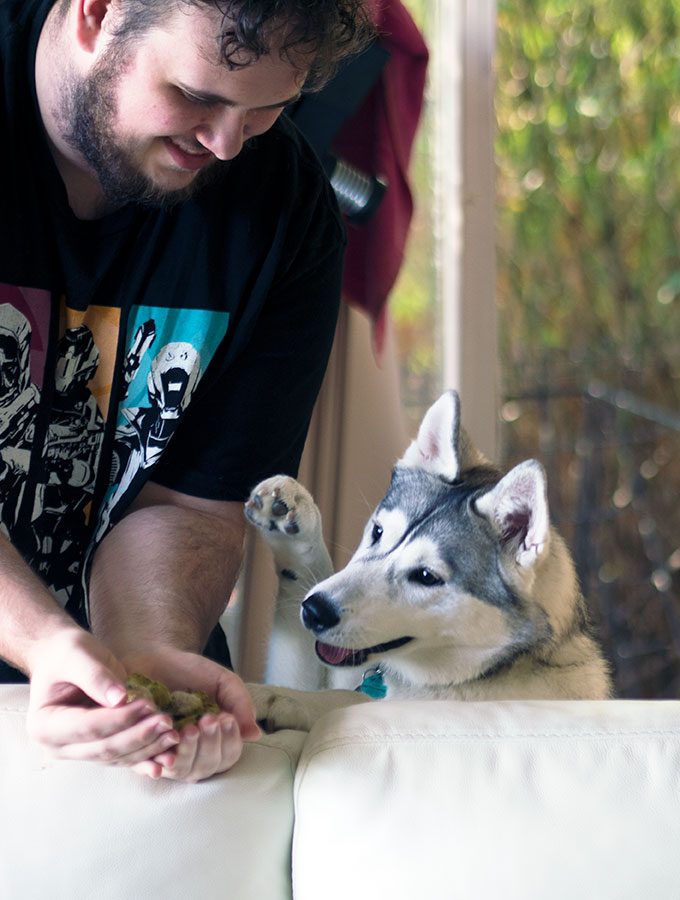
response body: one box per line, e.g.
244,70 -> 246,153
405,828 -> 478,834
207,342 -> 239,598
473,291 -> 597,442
315,641 -> 356,665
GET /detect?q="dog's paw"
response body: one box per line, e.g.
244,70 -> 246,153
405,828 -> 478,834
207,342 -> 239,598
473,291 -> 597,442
248,683 -> 315,733
248,683 -> 373,734
245,475 -> 321,544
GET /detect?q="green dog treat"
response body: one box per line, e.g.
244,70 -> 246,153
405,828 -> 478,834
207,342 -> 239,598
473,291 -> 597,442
125,673 -> 221,729
126,672 -> 171,709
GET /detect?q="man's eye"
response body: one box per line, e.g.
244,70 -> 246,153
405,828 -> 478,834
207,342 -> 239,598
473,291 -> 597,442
177,88 -> 214,107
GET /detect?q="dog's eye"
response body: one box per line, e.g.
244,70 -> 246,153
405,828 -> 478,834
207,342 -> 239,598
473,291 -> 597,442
408,568 -> 443,587
371,523 -> 383,544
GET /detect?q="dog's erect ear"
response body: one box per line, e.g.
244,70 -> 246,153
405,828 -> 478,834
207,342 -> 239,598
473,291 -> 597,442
399,390 -> 462,480
399,390 -> 486,481
474,460 -> 549,568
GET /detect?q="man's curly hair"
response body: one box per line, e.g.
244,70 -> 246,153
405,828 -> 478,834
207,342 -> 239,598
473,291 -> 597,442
106,0 -> 376,89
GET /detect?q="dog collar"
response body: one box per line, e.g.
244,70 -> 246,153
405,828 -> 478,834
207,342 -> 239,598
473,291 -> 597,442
357,665 -> 387,699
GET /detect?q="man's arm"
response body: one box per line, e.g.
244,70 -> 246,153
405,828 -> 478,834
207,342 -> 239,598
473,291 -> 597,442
0,533 -> 180,769
88,481 -> 261,782
0,530 -> 81,676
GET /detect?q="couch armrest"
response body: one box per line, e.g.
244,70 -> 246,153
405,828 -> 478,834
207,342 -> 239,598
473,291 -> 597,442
0,686 -> 304,900
292,699 -> 680,900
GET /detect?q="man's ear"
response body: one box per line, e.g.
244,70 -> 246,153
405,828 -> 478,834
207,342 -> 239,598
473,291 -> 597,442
75,0 -> 115,53
474,459 -> 550,569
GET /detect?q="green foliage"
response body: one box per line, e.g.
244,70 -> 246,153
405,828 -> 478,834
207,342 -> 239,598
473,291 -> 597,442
389,0 -> 439,428
399,0 -> 428,30
497,0 -> 680,698
496,0 -> 680,400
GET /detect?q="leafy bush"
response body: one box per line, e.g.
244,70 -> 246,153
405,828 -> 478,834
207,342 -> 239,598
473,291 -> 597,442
496,0 -> 680,697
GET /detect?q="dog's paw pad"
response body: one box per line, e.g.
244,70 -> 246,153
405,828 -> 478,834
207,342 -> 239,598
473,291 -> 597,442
271,497 -> 290,517
245,475 -> 319,542
283,512 -> 300,535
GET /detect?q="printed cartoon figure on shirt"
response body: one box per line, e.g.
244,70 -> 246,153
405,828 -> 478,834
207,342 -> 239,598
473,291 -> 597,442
112,334 -> 201,502
122,318 -> 156,395
28,325 -> 105,589
95,304 -> 230,542
0,293 -> 110,604
0,303 -> 40,531
97,319 -> 201,538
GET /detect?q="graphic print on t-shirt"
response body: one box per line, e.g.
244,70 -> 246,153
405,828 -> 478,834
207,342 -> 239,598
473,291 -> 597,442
0,286 -> 119,604
0,288 -> 49,542
0,287 -> 230,604
95,304 -> 230,539
31,303 -> 120,600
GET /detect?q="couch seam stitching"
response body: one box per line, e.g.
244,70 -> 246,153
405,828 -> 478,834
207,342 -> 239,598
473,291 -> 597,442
298,728 -> 680,758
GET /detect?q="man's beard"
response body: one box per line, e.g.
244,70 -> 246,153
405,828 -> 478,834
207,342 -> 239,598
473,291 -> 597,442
58,44 -> 218,210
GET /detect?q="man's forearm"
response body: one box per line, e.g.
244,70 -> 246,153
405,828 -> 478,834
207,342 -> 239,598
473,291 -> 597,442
88,487 -> 246,659
0,532 -> 79,675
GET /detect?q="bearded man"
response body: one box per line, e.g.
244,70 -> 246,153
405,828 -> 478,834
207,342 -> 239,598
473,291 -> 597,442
0,0 -> 372,782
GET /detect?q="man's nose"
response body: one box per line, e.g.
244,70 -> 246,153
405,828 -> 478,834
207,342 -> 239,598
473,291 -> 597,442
194,109 -> 247,161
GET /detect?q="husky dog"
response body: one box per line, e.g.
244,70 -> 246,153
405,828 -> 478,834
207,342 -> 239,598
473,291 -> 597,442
245,391 -> 612,731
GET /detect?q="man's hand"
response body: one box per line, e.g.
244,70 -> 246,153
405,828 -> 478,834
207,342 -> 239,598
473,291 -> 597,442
87,484 -> 259,781
26,627 -> 180,774
120,647 -> 261,783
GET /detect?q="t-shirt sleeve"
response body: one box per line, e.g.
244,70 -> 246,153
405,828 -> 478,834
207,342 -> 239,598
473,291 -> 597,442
150,161 -> 345,502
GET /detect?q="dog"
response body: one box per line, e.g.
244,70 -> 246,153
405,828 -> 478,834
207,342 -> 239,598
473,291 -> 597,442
245,390 -> 612,732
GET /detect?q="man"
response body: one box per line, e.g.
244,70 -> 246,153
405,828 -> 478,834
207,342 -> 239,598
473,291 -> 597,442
0,0 -> 372,781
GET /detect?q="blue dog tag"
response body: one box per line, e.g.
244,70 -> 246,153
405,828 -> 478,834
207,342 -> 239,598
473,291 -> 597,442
358,666 -> 387,699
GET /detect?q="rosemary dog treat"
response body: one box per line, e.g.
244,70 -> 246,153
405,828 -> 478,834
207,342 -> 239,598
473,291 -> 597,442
126,673 -> 221,729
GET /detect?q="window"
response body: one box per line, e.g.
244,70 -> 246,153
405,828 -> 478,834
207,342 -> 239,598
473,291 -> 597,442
395,0 -> 680,697
393,0 -> 498,458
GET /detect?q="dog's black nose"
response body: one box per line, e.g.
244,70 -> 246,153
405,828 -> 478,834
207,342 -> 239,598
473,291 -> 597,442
302,593 -> 340,634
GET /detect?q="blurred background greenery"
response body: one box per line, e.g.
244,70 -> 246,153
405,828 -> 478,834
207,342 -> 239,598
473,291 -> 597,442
388,0 -> 440,432
391,0 -> 680,697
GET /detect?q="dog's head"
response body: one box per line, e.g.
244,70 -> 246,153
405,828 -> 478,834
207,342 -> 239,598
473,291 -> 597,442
301,391 -> 567,688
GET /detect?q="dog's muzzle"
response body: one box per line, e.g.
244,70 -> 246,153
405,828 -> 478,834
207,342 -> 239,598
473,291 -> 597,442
302,592 -> 413,667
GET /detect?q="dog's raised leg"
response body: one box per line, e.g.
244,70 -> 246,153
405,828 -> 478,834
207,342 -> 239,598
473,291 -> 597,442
245,475 -> 333,690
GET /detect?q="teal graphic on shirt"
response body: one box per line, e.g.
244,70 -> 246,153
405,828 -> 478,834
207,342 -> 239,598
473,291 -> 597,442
96,305 -> 230,538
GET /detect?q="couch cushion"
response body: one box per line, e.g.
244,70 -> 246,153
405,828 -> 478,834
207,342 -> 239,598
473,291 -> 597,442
292,699 -> 680,900
0,686 -> 304,900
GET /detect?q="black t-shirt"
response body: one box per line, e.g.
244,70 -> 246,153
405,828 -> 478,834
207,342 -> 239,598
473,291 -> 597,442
0,0 -> 344,625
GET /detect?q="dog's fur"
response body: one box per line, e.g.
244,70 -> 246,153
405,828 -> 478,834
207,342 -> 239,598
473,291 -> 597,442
245,391 -> 612,731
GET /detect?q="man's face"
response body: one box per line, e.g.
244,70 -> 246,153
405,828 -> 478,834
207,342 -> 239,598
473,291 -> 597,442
59,6 -> 307,207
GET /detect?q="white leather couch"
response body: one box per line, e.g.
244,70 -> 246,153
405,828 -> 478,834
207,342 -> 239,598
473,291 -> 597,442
2,685 -> 680,900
